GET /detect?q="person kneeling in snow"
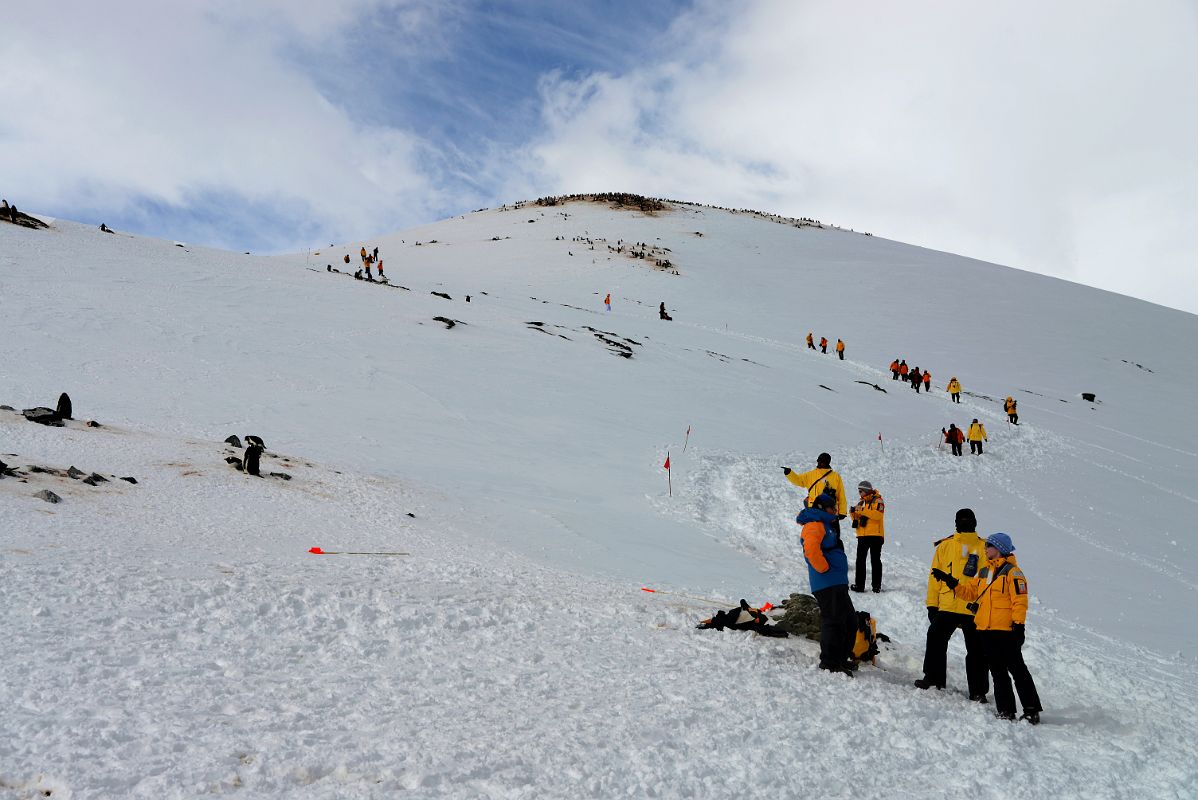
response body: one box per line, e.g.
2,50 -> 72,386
932,532 -> 1042,724
797,492 -> 857,675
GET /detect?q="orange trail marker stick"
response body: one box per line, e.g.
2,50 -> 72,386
641,587 -> 772,610
309,547 -> 409,556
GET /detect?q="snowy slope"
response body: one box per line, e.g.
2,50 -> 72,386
2,201 -> 1197,799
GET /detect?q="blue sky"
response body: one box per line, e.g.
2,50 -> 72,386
3,1 -> 1197,313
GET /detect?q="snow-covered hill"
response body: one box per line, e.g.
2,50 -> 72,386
2,200 -> 1196,798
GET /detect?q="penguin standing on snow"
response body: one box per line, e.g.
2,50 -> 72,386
243,436 -> 265,476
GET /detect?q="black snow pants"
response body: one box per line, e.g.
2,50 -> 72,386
979,629 -> 1042,716
970,440 -> 984,455
921,611 -> 990,697
854,536 -> 883,592
813,585 -> 857,668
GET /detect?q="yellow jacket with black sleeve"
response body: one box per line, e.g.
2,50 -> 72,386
925,532 -> 988,614
953,555 -> 1028,631
850,490 -> 885,538
786,468 -> 847,516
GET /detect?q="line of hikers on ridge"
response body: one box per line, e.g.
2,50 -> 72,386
806,332 -> 846,360
782,452 -> 1041,724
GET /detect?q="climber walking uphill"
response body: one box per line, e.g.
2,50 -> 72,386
944,424 -> 965,456
782,452 -> 847,529
932,532 -> 1042,723
807,332 -> 816,350
836,339 -> 845,360
849,481 -> 885,593
1004,396 -> 1019,425
915,508 -> 990,702
796,492 -> 858,675
947,376 -> 962,403
819,336 -> 829,354
890,359 -> 901,380
968,419 -> 988,455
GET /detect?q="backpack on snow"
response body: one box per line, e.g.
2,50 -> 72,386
851,611 -> 890,663
697,599 -> 790,638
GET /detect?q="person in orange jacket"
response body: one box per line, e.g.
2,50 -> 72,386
890,359 -> 901,380
932,532 -> 1041,723
836,339 -> 845,360
944,424 -> 965,456
807,332 -> 816,350
922,370 -> 932,391
898,360 -> 909,381
1004,396 -> 1019,425
604,293 -> 612,312
819,336 -> 828,354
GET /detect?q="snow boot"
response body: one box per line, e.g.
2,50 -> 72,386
1021,711 -> 1041,725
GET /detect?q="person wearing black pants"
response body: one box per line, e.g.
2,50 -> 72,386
796,492 -> 857,675
919,610 -> 989,697
854,537 -> 883,593
849,480 -> 885,593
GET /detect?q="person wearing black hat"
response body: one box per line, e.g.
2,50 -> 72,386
849,480 -> 886,593
914,508 -> 990,701
932,532 -> 1042,723
782,453 -> 847,524
796,491 -> 856,675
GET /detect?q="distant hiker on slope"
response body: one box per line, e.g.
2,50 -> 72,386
910,367 -> 923,393
373,246 -> 379,260
360,246 -> 367,262
849,480 -> 885,593
796,492 -> 857,675
922,370 -> 932,392
915,508 -> 990,702
344,254 -> 351,264
968,419 -> 988,455
890,359 -> 901,380
782,452 -> 847,531
945,424 -> 965,456
377,260 -> 385,278
898,360 -> 909,381
807,332 -> 816,350
947,377 -> 962,404
819,337 -> 828,354
836,339 -> 845,360
933,532 -> 1041,723
1004,396 -> 1019,425
659,302 -> 672,321
604,293 -> 611,312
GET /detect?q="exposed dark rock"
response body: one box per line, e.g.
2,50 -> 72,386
29,465 -> 65,476
67,466 -> 86,479
224,435 -> 243,448
431,291 -> 452,300
856,381 -> 888,393
819,385 -> 835,392
120,476 -> 138,484
433,316 -> 464,329
773,594 -> 822,641
88,473 -> 108,483
0,405 -> 13,411
269,472 -> 292,480
407,512 -> 416,518
35,489 -> 61,504
1082,392 -> 1097,402
82,476 -> 100,486
22,407 -> 63,426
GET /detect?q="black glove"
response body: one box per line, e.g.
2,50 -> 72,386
781,467 -> 792,476
837,514 -> 847,521
851,519 -> 859,529
931,568 -> 958,589
1011,623 -> 1025,646
927,607 -> 938,623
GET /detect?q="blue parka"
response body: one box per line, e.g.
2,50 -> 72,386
796,507 -> 849,592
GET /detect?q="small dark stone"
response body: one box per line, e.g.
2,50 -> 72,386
30,465 -> 65,476
82,476 -> 100,486
120,476 -> 137,484
224,435 -> 243,448
88,473 -> 108,483
22,407 -> 63,426
0,405 -> 14,411
433,316 -> 458,329
1081,392 -> 1096,402
269,472 -> 292,480
406,512 -> 416,518
67,466 -> 86,479
36,489 -> 61,504
431,291 -> 452,300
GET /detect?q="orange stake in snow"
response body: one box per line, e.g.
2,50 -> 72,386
308,547 -> 409,556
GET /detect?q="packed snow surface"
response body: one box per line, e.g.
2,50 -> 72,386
2,200 -> 1197,798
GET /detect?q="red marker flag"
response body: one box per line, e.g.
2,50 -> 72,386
663,454 -> 671,470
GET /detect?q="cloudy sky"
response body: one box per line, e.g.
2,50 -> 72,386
4,1 -> 1196,313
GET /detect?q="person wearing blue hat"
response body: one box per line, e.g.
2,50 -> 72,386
796,491 -> 857,675
931,531 -> 1042,723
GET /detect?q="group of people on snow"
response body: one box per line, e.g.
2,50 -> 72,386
780,452 -> 1041,723
889,359 -> 933,392
806,333 -> 846,360
346,245 -> 385,281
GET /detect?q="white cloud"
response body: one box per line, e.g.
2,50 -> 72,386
511,0 -> 1198,313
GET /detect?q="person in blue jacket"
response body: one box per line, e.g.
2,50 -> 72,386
797,492 -> 857,675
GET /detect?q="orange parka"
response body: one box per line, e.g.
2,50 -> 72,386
953,554 -> 1028,631
836,339 -> 845,353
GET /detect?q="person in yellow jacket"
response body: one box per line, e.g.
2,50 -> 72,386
782,452 -> 847,527
947,377 -> 961,404
849,480 -> 885,593
1004,396 -> 1019,425
931,532 -> 1042,723
806,332 -> 815,350
835,339 -> 845,360
967,418 -> 988,455
914,508 -> 990,700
